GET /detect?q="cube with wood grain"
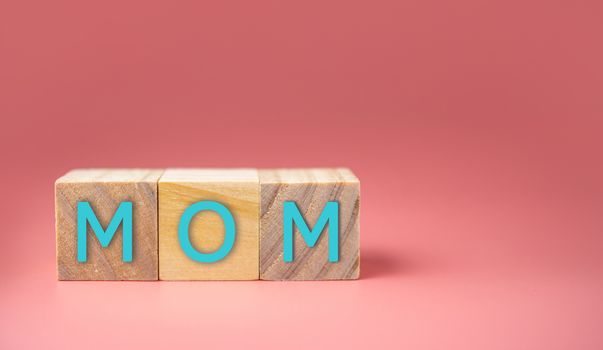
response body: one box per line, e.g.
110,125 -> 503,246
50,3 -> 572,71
158,169 -> 259,280
259,169 -> 360,280
55,169 -> 162,280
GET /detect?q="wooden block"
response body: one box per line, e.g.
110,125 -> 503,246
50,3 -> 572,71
260,169 -> 360,280
55,169 -> 162,280
158,169 -> 259,280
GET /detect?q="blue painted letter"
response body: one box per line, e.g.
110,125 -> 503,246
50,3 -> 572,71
178,201 -> 236,263
77,201 -> 133,263
283,201 -> 339,263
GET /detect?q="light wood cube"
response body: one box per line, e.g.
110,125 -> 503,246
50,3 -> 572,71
259,169 -> 360,280
55,169 -> 162,280
159,169 -> 259,280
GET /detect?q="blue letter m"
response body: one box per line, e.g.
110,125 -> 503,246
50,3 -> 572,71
77,201 -> 133,263
283,201 -> 339,263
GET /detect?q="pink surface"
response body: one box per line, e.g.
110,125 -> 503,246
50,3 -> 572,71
1,0 -> 603,348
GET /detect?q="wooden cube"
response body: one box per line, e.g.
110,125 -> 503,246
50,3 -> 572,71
55,169 -> 162,280
158,169 -> 259,280
259,169 -> 360,280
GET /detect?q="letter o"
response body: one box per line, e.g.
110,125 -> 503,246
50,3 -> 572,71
178,201 -> 236,263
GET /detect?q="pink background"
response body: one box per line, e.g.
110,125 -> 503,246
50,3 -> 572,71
1,0 -> 603,348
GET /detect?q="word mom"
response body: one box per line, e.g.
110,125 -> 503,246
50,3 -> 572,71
55,168 -> 360,281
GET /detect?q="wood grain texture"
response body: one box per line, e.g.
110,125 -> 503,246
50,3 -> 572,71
159,169 -> 259,280
260,169 -> 360,280
55,169 -> 162,280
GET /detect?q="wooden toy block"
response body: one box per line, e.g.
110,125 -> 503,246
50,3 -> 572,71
259,168 -> 360,280
158,169 -> 259,280
55,169 -> 162,280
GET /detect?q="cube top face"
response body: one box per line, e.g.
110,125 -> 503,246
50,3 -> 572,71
259,168 -> 359,184
56,169 -> 164,184
259,169 -> 360,280
55,169 -> 162,281
159,168 -> 258,183
159,169 -> 259,280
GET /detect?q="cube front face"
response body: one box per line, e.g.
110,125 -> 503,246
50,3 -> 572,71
158,169 -> 259,280
260,169 -> 360,280
55,170 -> 161,280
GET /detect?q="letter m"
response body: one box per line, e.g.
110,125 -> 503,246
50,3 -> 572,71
283,201 -> 339,263
77,201 -> 133,263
